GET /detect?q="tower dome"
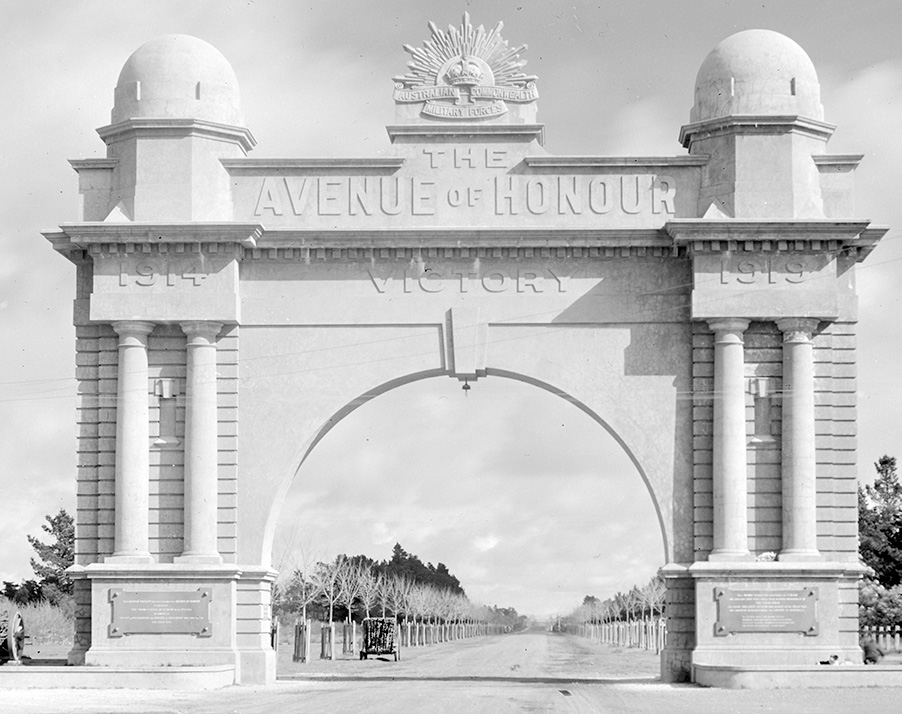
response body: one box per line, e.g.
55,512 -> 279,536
112,35 -> 243,125
690,29 -> 823,123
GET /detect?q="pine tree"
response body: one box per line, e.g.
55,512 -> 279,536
859,456 -> 902,587
27,508 -> 75,602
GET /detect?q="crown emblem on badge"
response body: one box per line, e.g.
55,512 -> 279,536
392,13 -> 539,120
446,55 -> 484,86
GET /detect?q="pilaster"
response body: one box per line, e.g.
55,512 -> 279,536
707,319 -> 752,561
175,321 -> 224,564
107,320 -> 155,564
777,317 -> 822,561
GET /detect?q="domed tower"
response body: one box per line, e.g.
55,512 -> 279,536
680,30 -> 833,218
88,35 -> 255,221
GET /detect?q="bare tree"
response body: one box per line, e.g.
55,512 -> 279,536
312,557 -> 344,625
638,576 -> 666,619
287,568 -> 320,622
406,583 -> 428,645
388,574 -> 412,621
312,556 -> 347,660
337,559 -> 364,655
337,559 -> 363,623
375,572 -> 392,617
357,567 -> 379,618
274,533 -> 323,622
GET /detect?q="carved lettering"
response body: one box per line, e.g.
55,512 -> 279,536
517,269 -> 544,293
620,176 -> 642,214
558,176 -> 582,215
720,256 -> 815,285
481,270 -> 509,292
422,147 -> 446,168
285,177 -> 313,215
495,175 -> 518,215
652,175 -> 676,214
367,267 -> 583,294
454,148 -> 477,169
349,177 -> 376,215
486,149 -> 508,168
120,260 -> 212,288
589,178 -> 613,214
784,260 -> 806,283
423,148 -> 508,169
254,177 -> 284,215
135,263 -> 156,286
380,176 -> 403,215
451,270 -> 477,292
526,178 -> 552,214
367,268 -> 393,293
419,269 -> 444,292
251,174 -> 676,219
411,179 -> 436,215
547,267 -> 576,292
317,178 -> 343,215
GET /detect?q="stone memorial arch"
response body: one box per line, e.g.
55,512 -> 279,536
45,18 -> 883,686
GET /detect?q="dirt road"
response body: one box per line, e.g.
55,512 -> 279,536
4,629 -> 902,712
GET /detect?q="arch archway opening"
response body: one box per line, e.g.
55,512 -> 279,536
271,373 -> 666,620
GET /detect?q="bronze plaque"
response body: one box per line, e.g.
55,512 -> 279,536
714,587 -> 818,636
108,588 -> 212,637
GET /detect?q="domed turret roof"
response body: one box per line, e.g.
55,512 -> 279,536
112,35 -> 243,125
690,29 -> 823,123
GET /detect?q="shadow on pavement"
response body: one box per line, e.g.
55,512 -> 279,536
278,674 -> 663,685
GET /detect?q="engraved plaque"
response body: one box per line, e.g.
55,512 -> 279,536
108,588 -> 212,638
714,587 -> 818,636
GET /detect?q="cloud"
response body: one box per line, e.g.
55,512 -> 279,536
473,534 -> 500,552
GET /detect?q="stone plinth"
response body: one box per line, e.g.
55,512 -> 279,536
688,562 -> 864,670
73,563 -> 276,684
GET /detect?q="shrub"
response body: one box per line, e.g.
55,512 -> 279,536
859,577 -> 902,627
1,596 -> 74,646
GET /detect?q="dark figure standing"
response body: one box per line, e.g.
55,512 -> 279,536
861,637 -> 884,665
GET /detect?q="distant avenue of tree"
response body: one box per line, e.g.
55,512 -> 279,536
276,542 -> 526,632
561,575 -> 666,629
352,542 -> 465,596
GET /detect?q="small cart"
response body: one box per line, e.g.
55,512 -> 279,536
359,617 -> 399,661
0,608 -> 25,663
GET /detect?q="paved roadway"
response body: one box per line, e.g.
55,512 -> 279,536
5,628 -> 902,712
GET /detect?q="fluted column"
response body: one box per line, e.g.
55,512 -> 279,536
175,321 -> 223,563
708,318 -> 752,561
108,320 -> 155,563
776,318 -> 822,561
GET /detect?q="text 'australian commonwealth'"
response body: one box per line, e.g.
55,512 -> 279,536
252,175 -> 677,218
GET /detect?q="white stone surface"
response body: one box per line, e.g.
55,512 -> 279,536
44,23 -> 886,686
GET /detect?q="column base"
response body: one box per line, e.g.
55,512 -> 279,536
707,550 -> 754,562
778,550 -> 822,562
104,553 -> 154,564
174,553 -> 224,565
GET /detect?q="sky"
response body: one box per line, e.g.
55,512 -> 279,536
1,0 -> 901,618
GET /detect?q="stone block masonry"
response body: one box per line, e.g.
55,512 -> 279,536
44,20 -> 885,685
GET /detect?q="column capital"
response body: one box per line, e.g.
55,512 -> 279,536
111,320 -> 155,339
776,318 -> 820,342
181,321 -> 223,343
707,318 -> 750,340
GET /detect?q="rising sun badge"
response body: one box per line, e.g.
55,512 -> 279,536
393,13 -> 538,120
